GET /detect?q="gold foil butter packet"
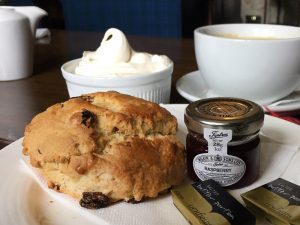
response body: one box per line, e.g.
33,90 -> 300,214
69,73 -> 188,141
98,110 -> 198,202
241,178 -> 300,225
171,179 -> 255,225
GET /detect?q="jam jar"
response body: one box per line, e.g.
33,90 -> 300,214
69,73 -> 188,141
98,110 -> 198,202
184,97 -> 264,189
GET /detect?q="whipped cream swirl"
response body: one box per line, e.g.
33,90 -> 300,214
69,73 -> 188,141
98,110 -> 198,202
75,28 -> 172,77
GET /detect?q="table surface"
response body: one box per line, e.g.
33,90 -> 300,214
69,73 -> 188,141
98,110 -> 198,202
0,29 -> 195,148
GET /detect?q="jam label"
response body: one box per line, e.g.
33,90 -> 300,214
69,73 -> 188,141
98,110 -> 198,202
193,128 -> 246,187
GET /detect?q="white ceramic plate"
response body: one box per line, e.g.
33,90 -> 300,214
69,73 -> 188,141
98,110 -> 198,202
176,71 -> 300,113
1,104 -> 300,225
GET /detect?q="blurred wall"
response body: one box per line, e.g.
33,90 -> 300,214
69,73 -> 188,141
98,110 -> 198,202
5,0 -> 300,37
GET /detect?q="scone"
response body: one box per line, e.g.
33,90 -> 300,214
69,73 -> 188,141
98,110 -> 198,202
22,91 -> 186,208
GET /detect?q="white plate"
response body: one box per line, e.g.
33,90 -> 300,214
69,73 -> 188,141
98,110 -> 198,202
1,104 -> 300,225
176,70 -> 300,113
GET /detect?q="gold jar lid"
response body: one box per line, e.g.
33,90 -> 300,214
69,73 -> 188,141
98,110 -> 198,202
185,97 -> 264,136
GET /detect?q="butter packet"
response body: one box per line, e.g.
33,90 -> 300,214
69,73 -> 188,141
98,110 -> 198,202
241,178 -> 300,225
171,179 -> 255,225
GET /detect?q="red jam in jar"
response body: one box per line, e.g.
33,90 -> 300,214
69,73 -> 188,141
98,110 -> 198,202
184,97 -> 264,189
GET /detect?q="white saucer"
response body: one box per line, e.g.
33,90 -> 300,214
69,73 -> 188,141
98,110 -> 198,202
176,70 -> 300,113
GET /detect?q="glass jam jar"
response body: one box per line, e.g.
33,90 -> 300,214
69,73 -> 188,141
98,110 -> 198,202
184,97 -> 264,189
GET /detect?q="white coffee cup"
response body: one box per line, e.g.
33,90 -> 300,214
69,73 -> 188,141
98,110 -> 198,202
194,24 -> 300,105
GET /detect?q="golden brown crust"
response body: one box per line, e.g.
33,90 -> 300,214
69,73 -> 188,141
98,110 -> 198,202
22,91 -> 185,202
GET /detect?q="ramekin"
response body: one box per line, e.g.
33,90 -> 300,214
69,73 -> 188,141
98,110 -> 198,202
61,59 -> 173,103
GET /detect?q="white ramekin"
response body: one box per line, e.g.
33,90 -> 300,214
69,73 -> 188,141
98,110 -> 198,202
61,59 -> 173,103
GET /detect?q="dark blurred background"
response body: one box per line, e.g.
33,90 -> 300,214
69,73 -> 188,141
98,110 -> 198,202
3,0 -> 300,37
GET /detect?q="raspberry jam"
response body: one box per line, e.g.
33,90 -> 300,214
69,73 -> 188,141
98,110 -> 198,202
184,98 -> 264,189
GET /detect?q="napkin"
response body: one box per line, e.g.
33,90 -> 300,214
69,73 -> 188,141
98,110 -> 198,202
19,136 -> 300,225
228,139 -> 300,203
281,148 -> 300,185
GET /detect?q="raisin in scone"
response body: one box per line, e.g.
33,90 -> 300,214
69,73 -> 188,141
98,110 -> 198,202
22,91 -> 185,207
